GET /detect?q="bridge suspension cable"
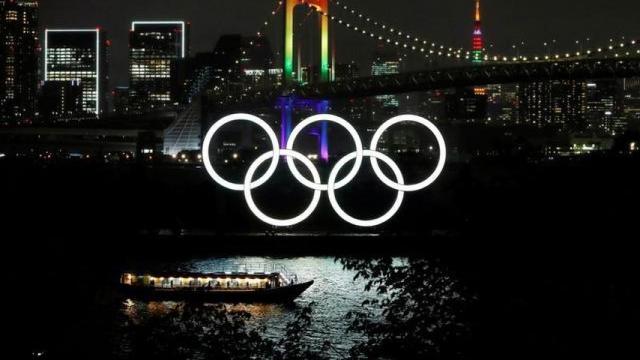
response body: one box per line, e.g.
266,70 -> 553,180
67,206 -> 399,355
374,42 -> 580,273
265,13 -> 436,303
326,0 -> 639,64
252,0 -> 640,71
299,7 -> 468,62
328,0 -> 469,60
487,38 -> 640,63
256,0 -> 285,37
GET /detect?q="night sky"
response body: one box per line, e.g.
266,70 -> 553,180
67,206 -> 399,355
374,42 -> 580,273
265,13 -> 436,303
40,0 -> 640,87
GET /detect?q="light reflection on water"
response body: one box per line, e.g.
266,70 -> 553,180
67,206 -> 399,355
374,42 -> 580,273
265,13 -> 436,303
123,257 -> 378,352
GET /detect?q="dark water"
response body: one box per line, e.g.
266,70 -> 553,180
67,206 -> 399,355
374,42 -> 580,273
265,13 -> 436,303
121,257 -> 382,355
4,154 -> 640,358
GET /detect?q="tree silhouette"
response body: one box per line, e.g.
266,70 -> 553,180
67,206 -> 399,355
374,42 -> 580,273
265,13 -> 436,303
340,258 -> 470,359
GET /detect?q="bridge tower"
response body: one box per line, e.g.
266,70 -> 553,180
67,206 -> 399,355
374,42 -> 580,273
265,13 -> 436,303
284,0 -> 330,84
472,0 -> 484,64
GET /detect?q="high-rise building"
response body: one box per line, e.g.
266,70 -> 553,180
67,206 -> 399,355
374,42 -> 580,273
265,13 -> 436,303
129,21 -> 190,113
519,80 -> 586,131
586,80 -> 626,135
210,34 -> 278,93
174,53 -> 215,105
39,81 -> 83,120
44,28 -> 108,120
0,0 -> 39,124
486,84 -> 520,125
622,78 -> 640,129
371,45 -> 400,110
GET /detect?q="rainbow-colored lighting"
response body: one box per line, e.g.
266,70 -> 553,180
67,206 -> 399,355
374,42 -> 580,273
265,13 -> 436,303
284,0 -> 330,84
472,0 -> 484,64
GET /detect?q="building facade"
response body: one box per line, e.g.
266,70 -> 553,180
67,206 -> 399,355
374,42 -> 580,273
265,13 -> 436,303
486,84 -> 520,126
129,21 -> 189,114
623,78 -> 640,129
586,80 -> 626,136
39,81 -> 83,120
0,0 -> 39,124
371,46 -> 400,110
518,80 -> 586,131
44,29 -> 108,121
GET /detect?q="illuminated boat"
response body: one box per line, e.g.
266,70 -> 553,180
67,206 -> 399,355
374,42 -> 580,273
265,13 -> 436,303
119,264 -> 313,303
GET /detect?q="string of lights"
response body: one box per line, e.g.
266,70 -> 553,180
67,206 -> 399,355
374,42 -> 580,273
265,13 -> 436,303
294,5 -> 466,61
256,1 -> 639,64
256,0 -> 284,37
327,0 -> 639,63
328,0 -> 469,60
485,38 -> 640,63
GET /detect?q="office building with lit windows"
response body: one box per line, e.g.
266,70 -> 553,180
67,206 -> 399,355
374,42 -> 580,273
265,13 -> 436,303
44,28 -> 108,120
0,0 -> 39,124
518,80 -> 586,131
128,21 -> 189,114
371,46 -> 400,110
623,78 -> 640,126
586,80 -> 626,135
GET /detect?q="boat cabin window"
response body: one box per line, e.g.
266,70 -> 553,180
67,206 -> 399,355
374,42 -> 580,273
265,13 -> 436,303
122,273 -> 287,290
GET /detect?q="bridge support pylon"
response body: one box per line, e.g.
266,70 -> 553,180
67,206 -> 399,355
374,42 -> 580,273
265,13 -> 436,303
284,0 -> 330,85
278,97 -> 330,162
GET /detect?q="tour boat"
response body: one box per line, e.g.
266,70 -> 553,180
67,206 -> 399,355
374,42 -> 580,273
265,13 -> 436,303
119,264 -> 313,303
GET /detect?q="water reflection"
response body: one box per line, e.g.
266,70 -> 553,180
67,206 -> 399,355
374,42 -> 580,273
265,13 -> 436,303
118,256 -> 466,358
183,257 -> 374,344
123,299 -> 285,323
121,257 -> 375,352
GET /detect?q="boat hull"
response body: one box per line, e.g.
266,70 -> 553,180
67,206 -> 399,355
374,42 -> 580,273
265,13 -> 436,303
119,280 -> 314,303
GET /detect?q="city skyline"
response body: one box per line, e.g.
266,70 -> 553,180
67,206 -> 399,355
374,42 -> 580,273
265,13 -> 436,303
39,0 -> 640,87
2,2 -> 640,359
2,0 -> 639,153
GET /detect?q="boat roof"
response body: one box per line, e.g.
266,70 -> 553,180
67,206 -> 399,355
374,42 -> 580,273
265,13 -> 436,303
123,271 -> 281,279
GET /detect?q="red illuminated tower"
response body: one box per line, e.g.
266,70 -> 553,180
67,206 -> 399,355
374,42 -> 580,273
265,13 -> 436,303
472,0 -> 484,64
472,0 -> 486,96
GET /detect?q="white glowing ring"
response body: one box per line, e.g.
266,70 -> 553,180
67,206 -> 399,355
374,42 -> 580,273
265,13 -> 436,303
202,113 -> 280,191
327,150 -> 405,227
370,114 -> 446,192
286,114 -> 364,191
244,149 -> 322,227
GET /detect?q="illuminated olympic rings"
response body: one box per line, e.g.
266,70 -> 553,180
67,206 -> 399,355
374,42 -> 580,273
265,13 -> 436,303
202,113 -> 447,227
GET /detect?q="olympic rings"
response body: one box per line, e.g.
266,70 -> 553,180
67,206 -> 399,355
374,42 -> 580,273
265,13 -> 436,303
327,150 -> 405,227
202,113 -> 447,227
286,114 -> 363,191
244,150 -> 322,227
370,114 -> 447,192
202,113 -> 280,191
